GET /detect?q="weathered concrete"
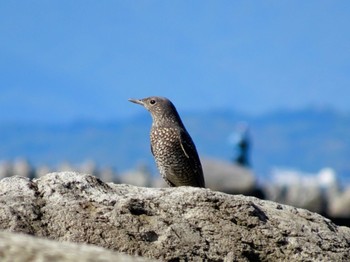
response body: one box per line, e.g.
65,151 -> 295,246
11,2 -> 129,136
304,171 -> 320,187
0,172 -> 349,261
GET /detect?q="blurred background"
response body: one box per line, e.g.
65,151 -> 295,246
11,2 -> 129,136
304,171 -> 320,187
1,1 -> 350,225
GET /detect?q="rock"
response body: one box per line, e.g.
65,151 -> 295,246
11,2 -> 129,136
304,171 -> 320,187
265,168 -> 341,214
12,158 -> 35,178
0,161 -> 12,179
120,164 -> 153,187
35,164 -> 52,178
0,172 -> 349,261
0,230 -> 153,262
265,183 -> 327,214
202,158 -> 257,195
328,186 -> 350,218
99,167 -> 119,183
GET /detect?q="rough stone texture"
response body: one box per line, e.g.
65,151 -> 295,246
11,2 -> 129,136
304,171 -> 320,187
0,231 -> 153,262
0,172 -> 349,261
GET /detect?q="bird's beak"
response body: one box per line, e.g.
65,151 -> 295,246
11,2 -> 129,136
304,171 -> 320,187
128,98 -> 144,106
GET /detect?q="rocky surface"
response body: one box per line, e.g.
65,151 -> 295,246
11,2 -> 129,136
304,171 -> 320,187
0,231 -> 153,262
0,172 -> 349,261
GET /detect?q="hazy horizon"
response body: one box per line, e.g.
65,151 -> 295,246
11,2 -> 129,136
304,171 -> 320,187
0,102 -> 345,125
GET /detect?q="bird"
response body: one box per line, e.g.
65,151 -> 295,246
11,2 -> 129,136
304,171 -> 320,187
128,96 -> 205,188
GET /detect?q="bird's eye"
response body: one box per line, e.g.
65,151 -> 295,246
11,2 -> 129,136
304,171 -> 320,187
150,100 -> 156,105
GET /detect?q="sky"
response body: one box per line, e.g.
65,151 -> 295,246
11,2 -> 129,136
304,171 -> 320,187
1,1 -> 349,123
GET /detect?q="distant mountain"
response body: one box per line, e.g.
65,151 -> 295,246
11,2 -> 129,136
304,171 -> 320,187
1,107 -> 349,184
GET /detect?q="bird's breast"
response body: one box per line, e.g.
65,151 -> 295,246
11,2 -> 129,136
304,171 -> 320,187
151,127 -> 179,151
150,127 -> 188,162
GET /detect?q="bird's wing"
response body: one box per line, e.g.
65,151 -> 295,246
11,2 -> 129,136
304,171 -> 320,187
179,140 -> 190,158
178,129 -> 205,187
178,131 -> 193,160
163,177 -> 176,187
150,143 -> 154,156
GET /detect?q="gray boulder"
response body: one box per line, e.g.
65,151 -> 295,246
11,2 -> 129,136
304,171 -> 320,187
328,186 -> 350,218
120,164 -> 153,187
0,172 -> 349,261
202,158 -> 257,195
0,231 -> 153,262
265,168 -> 341,215
265,183 -> 326,214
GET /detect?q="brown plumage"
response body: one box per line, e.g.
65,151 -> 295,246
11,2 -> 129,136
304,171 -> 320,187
128,96 -> 205,188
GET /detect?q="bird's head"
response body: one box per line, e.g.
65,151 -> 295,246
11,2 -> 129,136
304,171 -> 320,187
128,96 -> 183,127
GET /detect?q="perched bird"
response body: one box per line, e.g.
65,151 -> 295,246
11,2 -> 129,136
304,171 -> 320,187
128,96 -> 205,188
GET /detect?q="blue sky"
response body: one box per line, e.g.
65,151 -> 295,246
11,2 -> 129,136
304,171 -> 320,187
1,1 -> 349,122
